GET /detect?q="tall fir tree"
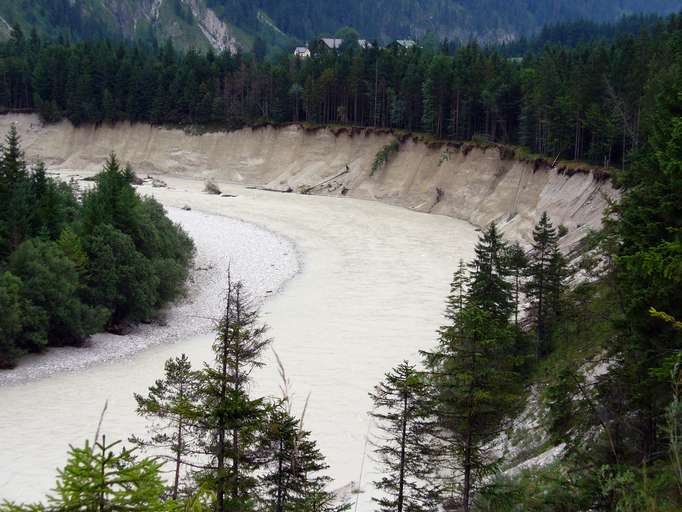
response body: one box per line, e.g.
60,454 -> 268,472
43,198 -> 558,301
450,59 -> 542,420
424,305 -> 522,512
259,402 -> 346,512
0,125 -> 33,255
468,222 -> 513,321
196,274 -> 269,512
526,212 -> 566,356
445,259 -> 470,323
505,241 -> 529,330
369,361 -> 440,512
49,436 -> 170,512
132,354 -> 199,500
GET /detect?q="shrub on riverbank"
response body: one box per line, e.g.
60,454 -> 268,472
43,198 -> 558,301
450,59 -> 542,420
0,127 -> 194,368
204,179 -> 221,195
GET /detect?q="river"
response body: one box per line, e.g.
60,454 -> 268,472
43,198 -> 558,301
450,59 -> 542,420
0,174 -> 478,510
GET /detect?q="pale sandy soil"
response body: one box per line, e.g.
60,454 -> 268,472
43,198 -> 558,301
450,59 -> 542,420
2,114 -> 616,249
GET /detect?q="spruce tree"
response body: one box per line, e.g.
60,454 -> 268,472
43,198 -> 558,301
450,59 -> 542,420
468,222 -> 513,321
445,259 -> 469,323
369,361 -> 440,512
259,402 -> 345,512
48,436 -> 170,512
0,126 -> 33,253
132,354 -> 199,500
505,241 -> 533,374
546,245 -> 568,321
506,242 -> 529,329
526,212 -> 566,356
31,161 -> 77,240
425,306 -> 521,512
0,125 -> 27,187
196,274 -> 269,512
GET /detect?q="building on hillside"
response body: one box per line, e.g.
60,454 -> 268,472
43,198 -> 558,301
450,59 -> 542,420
319,38 -> 373,51
395,39 -> 416,49
321,38 -> 344,49
294,46 -> 311,58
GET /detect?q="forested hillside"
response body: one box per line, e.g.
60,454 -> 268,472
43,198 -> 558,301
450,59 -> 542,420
1,13 -> 680,169
249,0 -> 681,43
0,0 -> 679,50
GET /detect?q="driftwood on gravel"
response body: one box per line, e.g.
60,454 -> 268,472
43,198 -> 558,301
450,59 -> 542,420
301,167 -> 350,194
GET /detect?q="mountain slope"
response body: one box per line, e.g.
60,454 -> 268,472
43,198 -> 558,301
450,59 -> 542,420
254,0 -> 682,43
0,0 -> 679,50
0,0 -> 249,51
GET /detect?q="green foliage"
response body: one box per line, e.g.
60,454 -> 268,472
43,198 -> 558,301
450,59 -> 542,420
83,224 -> 159,323
369,361 -> 440,512
195,274 -> 270,511
370,139 -> 399,176
79,154 -> 194,324
9,239 -> 107,352
476,24 -> 682,510
505,242 -> 528,329
0,131 -> 194,367
132,354 -> 199,500
49,436 -> 171,512
57,227 -> 88,270
260,402 -> 346,512
468,222 -> 513,321
127,279 -> 344,512
0,271 -> 23,368
0,125 -> 32,256
424,303 -> 523,510
474,462 -> 596,512
445,259 -> 469,322
3,13 -> 680,166
600,462 -> 681,512
526,213 -> 568,357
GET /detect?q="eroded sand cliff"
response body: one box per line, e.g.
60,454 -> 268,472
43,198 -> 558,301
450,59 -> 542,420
1,114 -> 616,247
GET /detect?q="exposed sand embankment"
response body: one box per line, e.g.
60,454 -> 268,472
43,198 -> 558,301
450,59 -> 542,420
1,114 -> 616,248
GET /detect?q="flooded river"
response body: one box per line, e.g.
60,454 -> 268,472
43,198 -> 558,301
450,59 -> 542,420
0,176 -> 478,509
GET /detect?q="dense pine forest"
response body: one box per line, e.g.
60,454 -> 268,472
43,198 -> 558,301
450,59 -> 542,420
0,128 -> 194,368
1,13 -> 681,168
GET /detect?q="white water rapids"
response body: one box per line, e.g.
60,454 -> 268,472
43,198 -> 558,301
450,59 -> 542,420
0,175 -> 478,510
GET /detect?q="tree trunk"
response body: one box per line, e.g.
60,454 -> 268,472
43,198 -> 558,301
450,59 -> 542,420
232,297 -> 242,506
397,392 -> 408,512
217,346 -> 227,512
537,259 -> 545,358
277,438 -> 284,512
99,435 -> 106,512
173,417 -> 183,500
463,429 -> 472,512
